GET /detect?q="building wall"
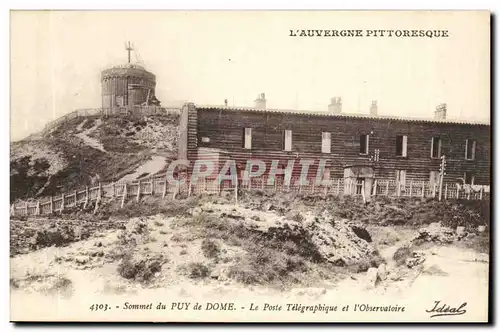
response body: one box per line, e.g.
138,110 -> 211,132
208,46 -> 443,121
181,107 -> 490,184
101,66 -> 156,109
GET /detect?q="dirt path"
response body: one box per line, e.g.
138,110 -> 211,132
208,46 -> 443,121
118,156 -> 167,182
75,119 -> 106,152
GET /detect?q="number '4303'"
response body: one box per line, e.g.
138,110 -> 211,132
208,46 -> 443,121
89,304 -> 110,311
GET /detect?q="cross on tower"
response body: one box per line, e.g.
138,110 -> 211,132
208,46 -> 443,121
125,41 -> 133,63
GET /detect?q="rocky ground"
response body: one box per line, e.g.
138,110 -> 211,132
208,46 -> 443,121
10,195 -> 490,320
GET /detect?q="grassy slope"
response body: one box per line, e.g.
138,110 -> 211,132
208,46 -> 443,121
10,113 -> 179,202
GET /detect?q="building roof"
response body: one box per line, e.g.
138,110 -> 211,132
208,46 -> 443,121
195,104 -> 490,126
101,63 -> 156,81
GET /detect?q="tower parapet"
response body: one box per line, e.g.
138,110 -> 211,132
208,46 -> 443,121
101,43 -> 159,111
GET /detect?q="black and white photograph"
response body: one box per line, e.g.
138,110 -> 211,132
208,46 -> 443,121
9,10 -> 491,322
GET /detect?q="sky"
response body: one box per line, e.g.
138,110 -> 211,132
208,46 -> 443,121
10,10 -> 490,141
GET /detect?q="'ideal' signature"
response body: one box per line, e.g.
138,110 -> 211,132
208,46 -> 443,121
426,301 -> 467,318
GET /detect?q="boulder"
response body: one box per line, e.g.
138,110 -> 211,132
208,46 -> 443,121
377,263 -> 388,281
306,212 -> 377,266
75,256 -> 89,265
366,267 -> 380,289
406,251 -> 426,268
413,222 -> 456,244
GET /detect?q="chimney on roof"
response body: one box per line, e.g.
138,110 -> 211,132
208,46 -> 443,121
369,100 -> 378,116
254,93 -> 266,109
434,103 -> 447,120
328,97 -> 342,114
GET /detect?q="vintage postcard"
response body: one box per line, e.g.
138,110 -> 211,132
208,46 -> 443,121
9,10 -> 491,323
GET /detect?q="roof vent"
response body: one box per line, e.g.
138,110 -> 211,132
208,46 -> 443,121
254,93 -> 266,109
370,100 -> 378,116
328,97 -> 342,114
435,103 -> 447,120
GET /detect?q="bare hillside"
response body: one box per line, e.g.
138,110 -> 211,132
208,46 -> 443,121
10,114 -> 179,202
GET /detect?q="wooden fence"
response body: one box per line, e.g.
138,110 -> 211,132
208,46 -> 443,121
10,174 -> 490,218
41,106 -> 180,136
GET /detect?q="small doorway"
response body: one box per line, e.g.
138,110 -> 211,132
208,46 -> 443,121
343,165 -> 374,198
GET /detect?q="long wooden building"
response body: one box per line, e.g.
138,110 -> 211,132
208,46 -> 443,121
178,96 -> 490,187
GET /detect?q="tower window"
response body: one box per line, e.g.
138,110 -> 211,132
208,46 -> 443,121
396,135 -> 408,157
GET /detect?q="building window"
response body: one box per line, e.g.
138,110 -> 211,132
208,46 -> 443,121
395,170 -> 407,185
241,169 -> 249,182
396,135 -> 408,157
464,172 -> 475,185
283,130 -> 292,151
465,139 -> 476,160
243,128 -> 252,149
429,171 -> 440,186
430,137 -> 442,158
321,132 -> 331,153
360,134 -> 369,154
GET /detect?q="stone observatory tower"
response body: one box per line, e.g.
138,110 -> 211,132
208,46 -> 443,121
100,42 -> 159,112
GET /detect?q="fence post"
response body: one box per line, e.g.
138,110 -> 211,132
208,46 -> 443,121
136,180 -> 141,202
479,187 -> 483,200
150,177 -> 155,195
409,181 -> 413,197
162,177 -> 168,199
98,182 -> 102,201
173,182 -> 180,199
74,190 -> 77,205
61,193 -> 65,212
234,176 -> 238,203
94,192 -> 100,214
361,180 -> 366,203
372,179 -> 378,196
25,201 -> 28,216
385,181 -> 389,196
456,185 -> 460,199
121,183 -> 127,208
84,186 -> 89,208
421,181 -> 425,198
444,183 -> 448,200
36,200 -> 40,216
337,178 -> 341,196
188,180 -> 192,197
50,196 -> 53,214
112,182 -> 116,198
467,188 -> 471,200
311,182 -> 315,194
10,204 -> 15,216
